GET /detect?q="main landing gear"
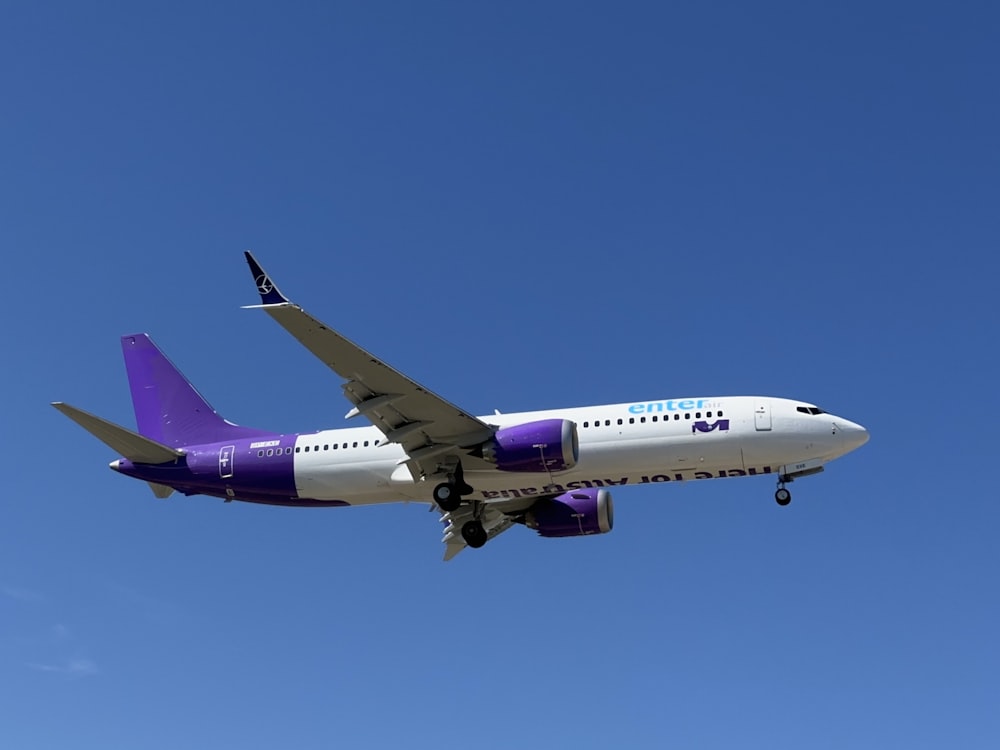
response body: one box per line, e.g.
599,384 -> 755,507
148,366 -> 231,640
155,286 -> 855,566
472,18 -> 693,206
432,462 -> 473,513
432,482 -> 462,512
461,519 -> 488,548
432,461 -> 487,548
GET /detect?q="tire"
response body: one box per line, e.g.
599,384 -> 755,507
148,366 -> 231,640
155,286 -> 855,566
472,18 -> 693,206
461,520 -> 488,548
434,482 -> 461,512
775,488 -> 792,506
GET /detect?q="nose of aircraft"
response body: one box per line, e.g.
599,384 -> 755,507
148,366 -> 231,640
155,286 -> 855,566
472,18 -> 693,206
837,419 -> 870,452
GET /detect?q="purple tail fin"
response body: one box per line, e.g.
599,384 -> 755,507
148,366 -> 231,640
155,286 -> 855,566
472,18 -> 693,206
121,334 -> 270,447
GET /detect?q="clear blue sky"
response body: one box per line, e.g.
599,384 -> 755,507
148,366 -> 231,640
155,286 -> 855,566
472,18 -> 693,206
2,2 -> 998,747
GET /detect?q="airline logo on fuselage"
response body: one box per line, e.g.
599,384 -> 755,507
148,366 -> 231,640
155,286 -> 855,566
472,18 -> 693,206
693,419 -> 730,433
628,398 -> 709,414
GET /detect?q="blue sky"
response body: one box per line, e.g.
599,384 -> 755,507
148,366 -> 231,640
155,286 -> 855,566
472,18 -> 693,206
2,1 -> 998,747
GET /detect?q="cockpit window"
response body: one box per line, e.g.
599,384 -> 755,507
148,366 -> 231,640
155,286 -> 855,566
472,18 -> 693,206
796,405 -> 826,415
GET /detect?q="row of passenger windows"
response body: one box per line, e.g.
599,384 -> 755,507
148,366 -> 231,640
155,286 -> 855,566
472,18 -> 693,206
257,439 -> 381,458
582,411 -> 723,428
258,447 -> 293,457
256,409 -> 733,457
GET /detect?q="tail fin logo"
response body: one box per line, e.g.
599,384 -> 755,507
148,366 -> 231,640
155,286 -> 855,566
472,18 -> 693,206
255,274 -> 274,295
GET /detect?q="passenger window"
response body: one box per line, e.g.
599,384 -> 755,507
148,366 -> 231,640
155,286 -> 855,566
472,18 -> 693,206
364,441 -> 369,447
342,443 -> 348,449
674,414 -> 680,420
324,444 -> 329,451
718,411 -> 724,417
605,420 -> 610,426
267,449 -> 273,457
617,419 -> 623,425
304,446 -> 310,452
707,411 -> 713,418
652,415 -> 658,422
640,417 -> 646,423
584,422 -> 589,428
629,418 -> 635,424
353,442 -> 358,448
696,412 -> 701,418
684,413 -> 691,420
258,450 -> 264,457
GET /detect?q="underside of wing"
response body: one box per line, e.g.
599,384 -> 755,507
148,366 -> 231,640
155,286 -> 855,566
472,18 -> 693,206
242,253 -> 494,480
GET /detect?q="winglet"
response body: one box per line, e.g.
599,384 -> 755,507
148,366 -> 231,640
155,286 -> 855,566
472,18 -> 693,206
243,251 -> 289,305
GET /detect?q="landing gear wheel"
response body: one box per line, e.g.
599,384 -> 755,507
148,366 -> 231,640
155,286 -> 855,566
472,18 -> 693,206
461,520 -> 488,549
775,487 -> 792,506
433,482 -> 461,512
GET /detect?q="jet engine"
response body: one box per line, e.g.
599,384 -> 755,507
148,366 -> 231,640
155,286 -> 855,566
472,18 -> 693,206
525,488 -> 614,537
481,419 -> 578,472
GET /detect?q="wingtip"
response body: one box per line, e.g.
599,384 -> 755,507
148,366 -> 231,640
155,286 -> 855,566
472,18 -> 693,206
243,251 -> 289,305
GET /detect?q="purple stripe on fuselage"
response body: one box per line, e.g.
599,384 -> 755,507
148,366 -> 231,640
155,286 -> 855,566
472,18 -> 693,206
113,434 -> 345,507
190,437 -> 298,498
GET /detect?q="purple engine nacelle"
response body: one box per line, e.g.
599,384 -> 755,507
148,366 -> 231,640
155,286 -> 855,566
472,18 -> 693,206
482,419 -> 579,473
526,488 -> 614,538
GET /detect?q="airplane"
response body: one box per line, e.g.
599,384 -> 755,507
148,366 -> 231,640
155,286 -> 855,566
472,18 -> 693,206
53,252 -> 870,559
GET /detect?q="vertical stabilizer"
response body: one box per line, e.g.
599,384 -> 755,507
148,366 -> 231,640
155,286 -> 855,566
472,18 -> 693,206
121,334 -> 269,447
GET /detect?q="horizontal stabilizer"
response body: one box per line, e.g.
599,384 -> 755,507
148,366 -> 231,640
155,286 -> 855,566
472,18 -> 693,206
148,482 -> 175,499
51,402 -> 184,464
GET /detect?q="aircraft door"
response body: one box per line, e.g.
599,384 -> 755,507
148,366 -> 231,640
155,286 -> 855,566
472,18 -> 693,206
754,401 -> 772,431
219,445 -> 235,478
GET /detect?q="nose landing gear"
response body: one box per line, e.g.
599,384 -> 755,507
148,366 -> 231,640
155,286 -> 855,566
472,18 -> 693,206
773,460 -> 826,505
775,485 -> 792,506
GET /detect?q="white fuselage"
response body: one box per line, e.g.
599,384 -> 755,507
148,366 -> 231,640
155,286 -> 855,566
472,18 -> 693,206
284,396 -> 868,505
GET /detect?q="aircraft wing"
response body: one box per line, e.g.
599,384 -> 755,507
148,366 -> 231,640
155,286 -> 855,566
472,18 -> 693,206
243,252 -> 494,480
